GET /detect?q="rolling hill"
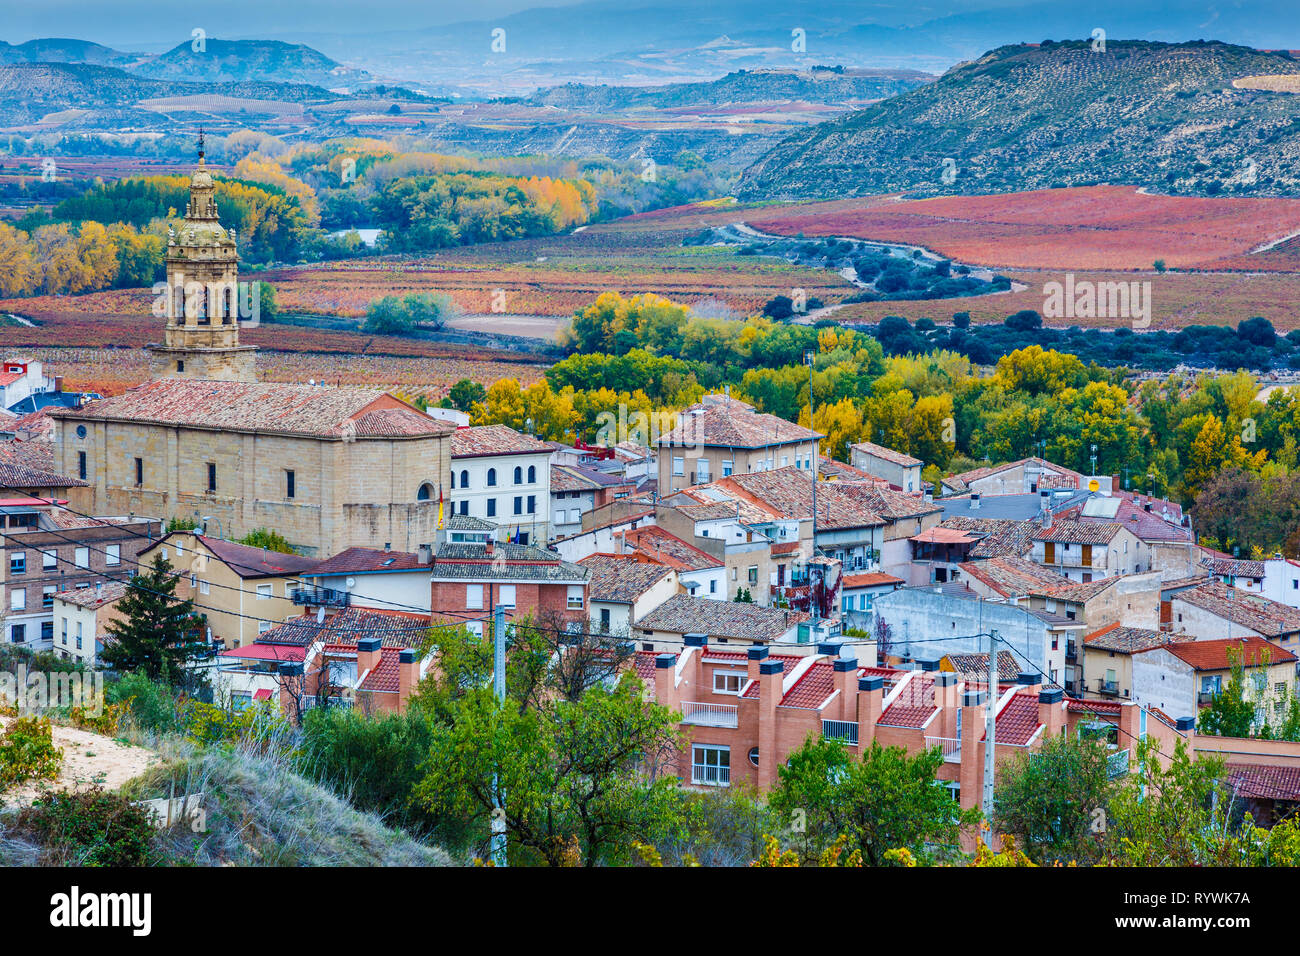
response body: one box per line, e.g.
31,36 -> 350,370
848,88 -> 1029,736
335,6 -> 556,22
740,40 -> 1300,200
131,38 -> 371,88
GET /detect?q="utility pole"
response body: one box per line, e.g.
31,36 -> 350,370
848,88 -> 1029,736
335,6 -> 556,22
984,628 -> 999,850
491,602 -> 507,866
805,349 -> 820,638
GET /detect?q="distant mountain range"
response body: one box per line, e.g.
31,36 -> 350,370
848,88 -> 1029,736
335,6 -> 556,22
0,37 -> 371,90
740,40 -> 1300,199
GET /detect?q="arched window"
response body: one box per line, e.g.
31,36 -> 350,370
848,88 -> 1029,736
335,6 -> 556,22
225,286 -> 237,323
527,465 -> 536,483
417,483 -> 433,502
198,287 -> 211,325
461,469 -> 470,488
513,466 -> 523,484
486,468 -> 496,487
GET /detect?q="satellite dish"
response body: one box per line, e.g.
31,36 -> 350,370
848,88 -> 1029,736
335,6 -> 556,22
345,577 -> 356,589
1088,478 -> 1100,492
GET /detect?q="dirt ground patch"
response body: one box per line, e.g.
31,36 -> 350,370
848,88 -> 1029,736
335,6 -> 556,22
0,716 -> 158,808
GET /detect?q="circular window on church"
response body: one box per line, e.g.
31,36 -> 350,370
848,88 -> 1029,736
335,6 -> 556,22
417,483 -> 434,502
75,425 -> 87,439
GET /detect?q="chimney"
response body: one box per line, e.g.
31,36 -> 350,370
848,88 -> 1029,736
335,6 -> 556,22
279,661 -> 304,716
933,670 -> 960,738
398,648 -> 420,705
959,689 -> 986,811
1175,715 -> 1196,736
1016,671 -> 1041,696
857,674 -> 884,746
356,636 -> 382,677
485,537 -> 494,556
747,645 -> 768,684
1038,687 -> 1065,738
758,659 -> 785,787
417,543 -> 432,564
918,657 -> 940,673
970,493 -> 980,511
1144,502 -> 1152,513
654,653 -> 678,708
817,640 -> 843,658
833,655 -> 858,722
383,542 -> 391,552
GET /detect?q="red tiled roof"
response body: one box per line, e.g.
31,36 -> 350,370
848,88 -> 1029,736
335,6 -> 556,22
307,546 -> 426,576
1034,519 -> 1124,545
631,651 -> 658,684
1163,636 -> 1297,671
842,571 -> 903,589
53,380 -> 450,440
358,647 -> 402,694
219,642 -> 307,662
779,662 -> 837,709
878,675 -> 937,728
578,553 -> 674,603
1225,763 -> 1300,802
985,693 -> 1042,746
849,440 -> 922,468
657,401 -> 820,450
451,424 -> 553,457
260,607 -> 432,648
196,534 -> 318,577
617,525 -> 722,572
1171,581 -> 1300,638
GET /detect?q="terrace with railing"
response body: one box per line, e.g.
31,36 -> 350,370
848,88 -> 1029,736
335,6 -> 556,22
822,719 -> 859,746
924,736 -> 963,762
681,701 -> 739,728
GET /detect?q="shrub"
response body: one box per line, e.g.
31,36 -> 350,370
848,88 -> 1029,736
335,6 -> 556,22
16,787 -> 159,866
0,715 -> 63,792
107,672 -> 180,734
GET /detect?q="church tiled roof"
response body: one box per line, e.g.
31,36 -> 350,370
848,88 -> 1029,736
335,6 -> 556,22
50,380 -> 452,440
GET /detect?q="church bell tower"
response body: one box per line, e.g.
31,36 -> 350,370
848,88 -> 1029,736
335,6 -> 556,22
148,130 -> 258,382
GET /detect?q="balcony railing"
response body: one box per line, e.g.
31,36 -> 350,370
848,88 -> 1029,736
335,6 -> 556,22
822,719 -> 859,746
681,701 -> 739,728
291,587 -> 350,607
1099,679 -> 1119,696
924,736 -> 963,762
691,765 -> 730,786
1107,748 -> 1130,779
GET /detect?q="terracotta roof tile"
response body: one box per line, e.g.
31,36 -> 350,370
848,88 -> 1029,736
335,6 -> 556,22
451,424 -> 553,457
635,593 -> 807,642
578,554 -> 674,603
1172,581 -> 1300,638
1163,636 -> 1297,671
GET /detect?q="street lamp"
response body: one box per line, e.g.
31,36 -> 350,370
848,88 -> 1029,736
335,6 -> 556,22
201,515 -> 223,540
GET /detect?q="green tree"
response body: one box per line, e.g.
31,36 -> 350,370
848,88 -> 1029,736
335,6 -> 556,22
1198,646 -> 1264,738
237,527 -> 296,554
993,731 -> 1115,864
448,378 -> 487,412
769,737 -> 980,865
413,674 -> 683,866
101,553 -> 208,685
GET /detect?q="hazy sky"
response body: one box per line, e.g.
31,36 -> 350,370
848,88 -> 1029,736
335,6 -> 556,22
0,0 -> 586,47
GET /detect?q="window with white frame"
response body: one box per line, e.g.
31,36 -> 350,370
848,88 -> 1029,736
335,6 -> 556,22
466,584 -> 484,610
10,589 -> 24,611
566,585 -> 584,610
722,460 -> 733,477
256,583 -> 272,600
713,671 -> 745,695
42,549 -> 57,570
696,458 -> 710,481
691,745 -> 730,786
499,585 -> 517,608
672,457 -> 684,477
74,547 -> 89,569
105,544 -> 120,566
200,580 -> 210,595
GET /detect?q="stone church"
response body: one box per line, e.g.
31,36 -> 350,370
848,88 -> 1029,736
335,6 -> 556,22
50,145 -> 453,557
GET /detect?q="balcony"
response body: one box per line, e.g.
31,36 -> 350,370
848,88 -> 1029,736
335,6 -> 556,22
1198,691 -> 1217,707
291,587 -> 350,608
1107,748 -> 1130,779
1098,679 -> 1119,697
822,719 -> 859,746
681,701 -> 739,728
924,736 -> 963,762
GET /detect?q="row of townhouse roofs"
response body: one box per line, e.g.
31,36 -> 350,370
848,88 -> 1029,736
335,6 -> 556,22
4,390 -> 1300,813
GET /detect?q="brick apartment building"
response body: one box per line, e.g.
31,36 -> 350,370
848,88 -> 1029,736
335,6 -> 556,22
0,497 -> 159,648
633,637 -> 1188,824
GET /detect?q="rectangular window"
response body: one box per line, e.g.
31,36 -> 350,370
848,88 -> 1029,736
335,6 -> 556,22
713,671 -> 745,695
199,580 -> 210,595
709,579 -> 717,594
10,624 -> 25,643
10,589 -> 25,611
40,620 -> 52,643
691,745 -> 730,786
498,585 -> 517,608
134,457 -> 143,486
256,583 -> 272,600
748,566 -> 758,585
74,547 -> 89,569
9,552 -> 25,575
672,457 -> 684,477
286,470 -> 296,499
566,585 -> 584,610
42,549 -> 57,570
78,451 -> 86,481
105,544 -> 120,566
42,586 -> 56,609
527,495 -> 536,515
513,496 -> 522,515
61,619 -> 67,644
696,458 -> 710,482
487,498 -> 497,518
207,462 -> 217,493
466,584 -> 484,610
722,460 -> 733,477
